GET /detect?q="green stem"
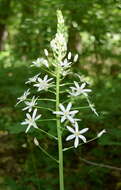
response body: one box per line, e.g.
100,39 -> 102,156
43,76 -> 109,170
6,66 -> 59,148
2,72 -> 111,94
34,106 -> 54,112
40,67 -> 56,77
27,137 -> 41,190
72,106 -> 90,110
38,145 -> 59,164
38,118 -> 56,121
63,136 -> 99,152
36,127 -> 58,140
37,98 -> 56,102
56,62 -> 64,190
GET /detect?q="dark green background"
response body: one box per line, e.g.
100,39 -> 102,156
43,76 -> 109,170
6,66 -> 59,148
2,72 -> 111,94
0,0 -> 121,189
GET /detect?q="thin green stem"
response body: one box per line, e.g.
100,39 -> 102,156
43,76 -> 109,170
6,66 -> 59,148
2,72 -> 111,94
56,62 -> 64,190
27,137 -> 41,190
48,90 -> 56,95
34,106 -> 54,112
36,127 -> 58,140
37,98 -> 56,102
40,67 -> 56,77
38,119 -> 56,121
38,145 -> 59,164
63,136 -> 99,152
72,106 -> 90,110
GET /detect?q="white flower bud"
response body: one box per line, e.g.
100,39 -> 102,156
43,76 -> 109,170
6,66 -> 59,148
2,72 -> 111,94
74,54 -> 79,62
34,137 -> 39,146
44,49 -> 49,56
57,10 -> 64,24
97,129 -> 106,138
68,52 -> 71,60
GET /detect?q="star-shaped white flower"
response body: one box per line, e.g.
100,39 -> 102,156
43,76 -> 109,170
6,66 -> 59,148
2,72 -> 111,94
16,89 -> 30,105
53,102 -> 78,123
60,58 -> 71,68
25,73 -> 40,84
69,82 -> 92,97
34,75 -> 53,91
21,109 -> 41,133
22,96 -> 38,112
31,58 -> 49,67
66,122 -> 89,148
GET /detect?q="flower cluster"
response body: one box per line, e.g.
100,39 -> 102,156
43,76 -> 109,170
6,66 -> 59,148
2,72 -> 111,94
16,72 -> 54,133
16,10 -> 106,150
53,102 -> 89,148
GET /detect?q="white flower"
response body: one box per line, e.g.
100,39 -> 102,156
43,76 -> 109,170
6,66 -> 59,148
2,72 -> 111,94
22,96 -> 38,112
69,82 -> 92,97
59,58 -> 72,77
61,69 -> 72,77
34,75 -> 53,91
60,58 -> 71,68
31,58 -> 49,67
66,122 -> 89,148
16,89 -> 30,105
97,129 -> 106,138
53,102 -> 78,123
74,54 -> 78,62
44,49 -> 49,56
25,73 -> 40,84
21,109 -> 41,133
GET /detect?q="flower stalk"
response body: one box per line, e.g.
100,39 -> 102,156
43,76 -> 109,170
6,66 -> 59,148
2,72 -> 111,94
56,60 -> 64,190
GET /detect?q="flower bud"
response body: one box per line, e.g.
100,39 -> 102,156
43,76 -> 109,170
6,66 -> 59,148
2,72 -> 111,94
34,137 -> 39,146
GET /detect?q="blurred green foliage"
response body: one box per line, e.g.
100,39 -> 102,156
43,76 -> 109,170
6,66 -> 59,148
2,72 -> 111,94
0,0 -> 121,189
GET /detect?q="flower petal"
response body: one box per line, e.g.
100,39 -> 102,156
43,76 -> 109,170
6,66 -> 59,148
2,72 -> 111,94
66,102 -> 72,111
35,114 -> 41,120
74,136 -> 79,148
80,83 -> 86,89
53,111 -> 63,115
74,81 -> 79,88
33,109 -> 37,117
47,78 -> 53,82
74,122 -> 79,132
26,113 -> 31,120
70,110 -> 79,115
79,128 -> 89,134
59,104 -> 65,112
66,134 -> 75,141
44,75 -> 48,81
21,121 -> 27,125
25,125 -> 31,133
79,135 -> 86,143
66,126 -> 75,133
33,122 -> 38,129
83,89 -> 92,92
67,115 -> 75,123
61,116 -> 66,123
